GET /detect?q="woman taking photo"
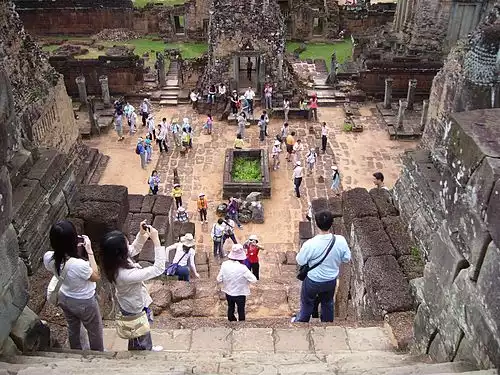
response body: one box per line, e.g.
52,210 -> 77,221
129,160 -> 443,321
100,221 -> 166,351
43,220 -> 103,351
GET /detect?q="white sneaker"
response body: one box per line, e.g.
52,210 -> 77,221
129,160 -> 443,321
152,345 -> 163,352
290,316 -> 297,323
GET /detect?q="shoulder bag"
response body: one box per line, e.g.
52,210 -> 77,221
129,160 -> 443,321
296,236 -> 336,281
46,259 -> 72,306
164,251 -> 189,276
115,311 -> 150,340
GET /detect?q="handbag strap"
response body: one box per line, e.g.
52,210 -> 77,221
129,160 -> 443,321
54,258 -> 72,293
308,235 -> 336,272
175,251 -> 189,265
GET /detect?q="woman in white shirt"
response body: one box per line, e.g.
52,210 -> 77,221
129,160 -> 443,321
165,233 -> 200,281
100,221 -> 166,351
43,220 -> 103,351
217,244 -> 257,321
283,98 -> 290,122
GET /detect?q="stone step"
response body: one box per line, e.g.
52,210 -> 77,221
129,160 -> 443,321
160,94 -> 179,100
159,99 -> 178,106
75,147 -> 99,185
88,154 -> 109,185
82,151 -> 103,185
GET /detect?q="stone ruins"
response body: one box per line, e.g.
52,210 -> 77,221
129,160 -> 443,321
0,0 -> 499,373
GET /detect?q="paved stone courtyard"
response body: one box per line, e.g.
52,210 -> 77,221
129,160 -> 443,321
84,104 -> 416,319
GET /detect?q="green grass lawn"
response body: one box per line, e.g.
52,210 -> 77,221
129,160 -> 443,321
286,39 -> 353,70
132,0 -> 186,8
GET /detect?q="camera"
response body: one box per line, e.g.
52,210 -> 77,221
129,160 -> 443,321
142,223 -> 151,232
76,236 -> 89,261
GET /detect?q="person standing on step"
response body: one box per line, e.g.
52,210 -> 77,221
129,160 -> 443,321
44,221 -> 104,352
136,138 -> 147,169
217,244 -> 257,322
293,160 -> 303,198
331,166 -> 341,195
271,139 -> 282,170
211,218 -> 226,259
148,170 -> 160,195
246,58 -> 253,81
190,89 -> 199,110
244,86 -> 255,117
309,94 -> 319,122
243,234 -> 264,280
171,183 -> 183,209
156,123 -> 168,153
100,221 -> 167,351
306,148 -> 318,175
140,98 -> 151,128
197,193 -> 208,223
164,233 -> 200,282
222,215 -> 238,247
227,197 -> 243,229
321,122 -> 328,154
291,210 -> 351,323
264,83 -> 273,110
283,97 -> 290,123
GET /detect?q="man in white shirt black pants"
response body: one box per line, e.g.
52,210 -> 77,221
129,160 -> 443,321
293,161 -> 303,198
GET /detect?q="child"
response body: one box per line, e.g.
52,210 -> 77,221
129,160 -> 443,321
306,148 -> 317,175
234,134 -> 244,149
243,234 -> 264,280
171,120 -> 181,147
181,128 -> 190,149
145,135 -> 153,163
197,193 -> 208,223
171,183 -> 183,208
271,139 -> 282,170
148,170 -> 160,195
206,114 -> 213,135
176,206 -> 188,222
331,165 -> 341,195
187,126 -> 193,148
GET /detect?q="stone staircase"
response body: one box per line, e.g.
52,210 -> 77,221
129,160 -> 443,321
0,326 -> 496,374
159,60 -> 181,107
311,78 -> 366,107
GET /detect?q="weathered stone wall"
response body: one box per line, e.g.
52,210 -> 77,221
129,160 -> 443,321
392,3 -> 500,368
49,56 -> 145,96
289,0 -> 340,40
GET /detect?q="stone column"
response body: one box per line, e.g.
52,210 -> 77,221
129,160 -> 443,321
99,75 -> 110,108
420,99 -> 429,131
156,53 -> 166,88
75,76 -> 87,105
384,78 -> 393,109
406,79 -> 417,110
397,99 -> 407,130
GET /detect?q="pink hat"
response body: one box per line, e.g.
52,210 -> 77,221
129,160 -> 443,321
228,244 -> 247,261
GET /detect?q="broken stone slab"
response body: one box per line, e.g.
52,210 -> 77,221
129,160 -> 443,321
141,195 -> 156,213
148,281 -> 172,315
152,214 -> 169,244
9,306 -> 50,352
249,201 -> 264,224
26,148 -> 67,192
170,300 -> 194,317
170,281 -> 196,302
152,195 -> 174,216
351,217 -> 396,261
369,188 -> 398,217
128,194 -> 144,213
364,255 -> 413,315
342,188 -> 378,234
172,221 -> 195,242
381,216 -> 414,258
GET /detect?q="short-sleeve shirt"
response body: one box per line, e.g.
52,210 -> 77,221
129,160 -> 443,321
44,251 -> 96,299
246,244 -> 260,263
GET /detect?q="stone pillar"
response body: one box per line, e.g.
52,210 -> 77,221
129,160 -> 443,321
75,76 -> 87,105
397,99 -> 407,130
384,78 -> 393,109
99,75 -> 110,108
156,53 -> 166,88
420,99 -> 429,131
406,79 -> 417,110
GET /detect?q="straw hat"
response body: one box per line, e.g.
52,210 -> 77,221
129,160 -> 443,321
174,183 -> 180,187
199,193 -> 205,197
332,165 -> 338,170
181,233 -> 195,247
228,244 -> 246,261
249,234 -> 259,242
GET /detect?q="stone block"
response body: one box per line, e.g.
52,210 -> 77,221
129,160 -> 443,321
298,221 -> 313,239
170,300 -> 193,317
135,239 -> 155,263
152,215 -> 169,244
152,195 -> 173,216
364,255 -> 413,314
67,217 -> 85,235
477,242 -> 500,325
26,148 -> 67,191
352,217 -> 396,261
398,254 -> 424,281
172,221 -> 195,242
194,251 -> 208,265
27,266 -> 52,315
191,327 -> 231,353
467,157 -> 500,217
148,281 -> 172,316
346,327 -> 395,351
7,149 -> 33,190
9,306 -> 50,352
0,336 -> 20,357
191,297 -> 218,317
141,194 -> 156,213
369,188 -> 398,217
233,328 -> 274,352
328,196 -> 343,218
0,166 -> 12,235
128,194 -> 144,213
128,213 -> 153,238
0,225 -> 20,278
342,188 -> 378,233
71,201 -> 128,246
311,197 -> 329,215
76,184 -> 129,208
150,329 -> 191,352
311,327 -> 349,353
11,178 -> 44,230
274,328 -> 311,352
381,216 -> 414,258
170,281 -> 196,302
487,179 -> 500,247
285,251 -> 297,265
385,311 -> 415,351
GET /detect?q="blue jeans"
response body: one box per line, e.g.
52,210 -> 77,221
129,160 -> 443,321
177,265 -> 190,281
296,276 -> 336,322
120,307 -> 153,351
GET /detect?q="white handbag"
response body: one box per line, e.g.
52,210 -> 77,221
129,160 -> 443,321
46,260 -> 71,306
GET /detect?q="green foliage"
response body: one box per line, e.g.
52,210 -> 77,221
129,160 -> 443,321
286,39 -> 353,71
232,157 -> 261,182
411,246 -> 424,266
343,123 -> 353,132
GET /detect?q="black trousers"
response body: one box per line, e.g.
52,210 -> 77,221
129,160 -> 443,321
321,135 -> 327,152
175,196 -> 183,208
226,294 -> 246,321
142,112 -> 148,127
156,139 -> 167,152
199,208 -> 207,221
249,262 -> 260,280
294,177 -> 302,198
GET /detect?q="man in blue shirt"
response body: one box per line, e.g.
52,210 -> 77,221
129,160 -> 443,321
293,210 -> 351,322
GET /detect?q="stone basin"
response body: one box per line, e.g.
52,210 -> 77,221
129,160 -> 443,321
222,148 -> 271,199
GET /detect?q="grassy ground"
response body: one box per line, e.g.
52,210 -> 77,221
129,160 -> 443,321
286,39 -> 353,69
133,0 -> 186,7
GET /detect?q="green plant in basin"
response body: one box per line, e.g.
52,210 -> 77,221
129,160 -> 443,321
232,157 -> 261,182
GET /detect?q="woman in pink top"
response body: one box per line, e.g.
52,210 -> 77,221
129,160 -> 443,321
309,94 -> 318,122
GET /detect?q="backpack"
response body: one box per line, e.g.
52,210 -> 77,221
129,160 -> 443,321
135,144 -> 141,155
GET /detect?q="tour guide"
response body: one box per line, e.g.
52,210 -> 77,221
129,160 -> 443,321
292,210 -> 351,322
